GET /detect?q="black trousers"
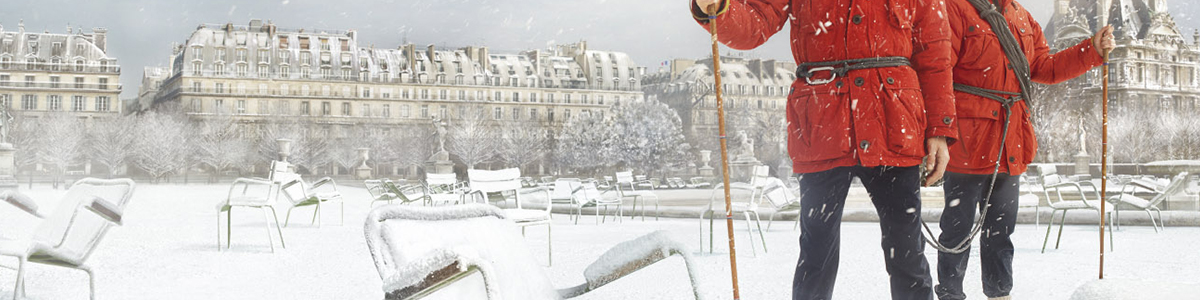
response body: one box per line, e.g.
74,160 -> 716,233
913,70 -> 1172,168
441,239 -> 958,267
792,166 -> 934,300
934,172 -> 1020,300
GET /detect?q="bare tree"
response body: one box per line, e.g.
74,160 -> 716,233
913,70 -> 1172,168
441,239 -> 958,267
38,112 -> 85,188
292,120 -> 331,175
88,115 -> 137,178
394,125 -> 434,178
330,125 -> 365,175
194,112 -> 250,182
1110,104 -> 1158,164
133,111 -> 189,183
448,106 -> 495,169
9,114 -> 39,187
498,122 -> 548,171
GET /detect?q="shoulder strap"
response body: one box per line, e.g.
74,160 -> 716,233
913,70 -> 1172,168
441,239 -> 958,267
964,0 -> 1034,107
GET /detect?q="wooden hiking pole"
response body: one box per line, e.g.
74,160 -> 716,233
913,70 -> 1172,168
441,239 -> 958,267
1099,51 -> 1109,280
707,4 -> 742,299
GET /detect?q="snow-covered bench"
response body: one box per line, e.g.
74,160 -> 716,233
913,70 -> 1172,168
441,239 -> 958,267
363,204 -> 704,299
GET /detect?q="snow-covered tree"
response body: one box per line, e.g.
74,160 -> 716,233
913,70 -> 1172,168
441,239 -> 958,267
133,111 -> 189,183
88,115 -> 137,178
257,119 -> 329,175
194,112 -> 250,182
498,122 -> 548,171
330,126 -> 365,175
9,114 -> 39,186
394,125 -> 434,177
1110,105 -> 1158,164
611,99 -> 690,177
448,106 -> 495,169
37,112 -> 85,188
556,109 -> 617,175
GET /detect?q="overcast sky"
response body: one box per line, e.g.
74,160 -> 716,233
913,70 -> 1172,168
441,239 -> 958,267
2,0 -> 1198,100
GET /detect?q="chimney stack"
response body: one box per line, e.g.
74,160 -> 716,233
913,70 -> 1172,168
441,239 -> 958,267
92,27 -> 108,52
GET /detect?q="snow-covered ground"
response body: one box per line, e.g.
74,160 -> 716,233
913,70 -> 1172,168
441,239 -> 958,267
1,183 -> 1197,299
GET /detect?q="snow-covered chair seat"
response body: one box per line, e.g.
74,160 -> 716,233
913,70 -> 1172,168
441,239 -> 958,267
424,172 -> 466,206
615,171 -> 659,221
1108,172 -> 1189,232
270,160 -> 344,227
466,168 -> 553,264
363,204 -> 703,300
1,190 -> 41,217
0,178 -> 135,300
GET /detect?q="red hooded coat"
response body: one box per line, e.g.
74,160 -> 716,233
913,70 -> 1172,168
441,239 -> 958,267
692,0 -> 958,174
946,0 -> 1104,175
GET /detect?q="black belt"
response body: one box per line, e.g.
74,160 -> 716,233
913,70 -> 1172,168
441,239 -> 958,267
953,83 -> 1023,108
795,56 -> 911,85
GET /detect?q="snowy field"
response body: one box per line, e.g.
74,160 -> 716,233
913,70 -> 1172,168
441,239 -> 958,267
1,183 -> 1198,299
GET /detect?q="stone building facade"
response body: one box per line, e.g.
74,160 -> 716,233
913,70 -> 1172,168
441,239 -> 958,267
143,20 -> 643,129
0,21 -> 122,119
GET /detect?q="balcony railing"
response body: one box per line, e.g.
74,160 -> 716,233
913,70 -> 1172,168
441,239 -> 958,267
0,81 -> 122,91
0,61 -> 121,74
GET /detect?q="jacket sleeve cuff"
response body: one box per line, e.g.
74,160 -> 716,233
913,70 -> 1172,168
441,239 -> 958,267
692,0 -> 730,22
926,116 -> 959,146
1079,38 -> 1106,68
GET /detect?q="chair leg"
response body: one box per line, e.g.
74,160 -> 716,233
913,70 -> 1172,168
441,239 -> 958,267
1054,210 -> 1068,250
340,201 -> 345,226
1034,206 -> 1040,228
768,212 -> 777,231
547,224 -> 553,266
269,207 -> 286,249
262,208 -> 276,253
1146,209 -> 1159,233
285,207 -> 294,227
1107,212 -> 1115,252
227,209 -> 233,249
1155,208 -> 1164,231
1042,210 -> 1057,253
599,205 -> 606,224
313,202 -> 322,228
14,258 -> 25,298
754,212 -> 768,253
82,266 -> 95,300
629,197 -> 638,220
742,211 -> 758,257
216,210 -> 222,251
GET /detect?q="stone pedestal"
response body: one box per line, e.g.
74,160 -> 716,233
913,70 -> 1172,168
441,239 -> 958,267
698,150 -> 714,176
0,143 -> 18,190
1074,153 -> 1091,177
426,150 -> 454,174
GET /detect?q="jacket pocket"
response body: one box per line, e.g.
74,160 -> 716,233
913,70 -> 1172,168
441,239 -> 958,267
788,87 -> 851,162
882,86 -> 926,157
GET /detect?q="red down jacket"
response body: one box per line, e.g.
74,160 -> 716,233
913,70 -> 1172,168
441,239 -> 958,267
692,0 -> 958,174
946,0 -> 1103,175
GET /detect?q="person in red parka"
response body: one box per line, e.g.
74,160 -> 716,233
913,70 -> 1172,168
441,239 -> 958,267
691,0 -> 957,299
936,1 -> 1115,300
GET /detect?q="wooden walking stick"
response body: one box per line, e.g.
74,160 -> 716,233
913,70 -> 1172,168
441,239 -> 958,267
1100,50 -> 1109,280
707,4 -> 742,299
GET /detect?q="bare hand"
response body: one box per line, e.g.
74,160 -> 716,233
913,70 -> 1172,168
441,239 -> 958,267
696,0 -> 720,14
924,137 -> 950,187
1093,25 -> 1115,56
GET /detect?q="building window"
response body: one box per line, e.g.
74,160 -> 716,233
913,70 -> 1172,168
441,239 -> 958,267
597,95 -> 604,105
214,99 -> 225,113
48,95 -> 62,111
439,90 -> 447,100
362,88 -> 372,98
457,90 -> 466,100
192,99 -> 202,112
236,100 -> 246,114
382,104 -> 391,118
512,92 -> 520,102
401,105 -> 410,118
279,101 -> 290,115
50,76 -> 60,88
215,83 -> 225,94
564,109 -> 571,120
547,93 -> 555,103
257,65 -> 269,78
494,107 -> 502,120
548,110 -> 555,122
530,108 -> 538,120
361,104 -> 371,117
530,93 -> 538,103
96,96 -> 111,111
300,68 -> 311,79
74,77 -> 84,89
214,63 -> 226,76
192,82 -> 201,92
24,76 -> 33,87
420,105 -> 429,118
279,66 -> 290,78
321,102 -> 331,116
421,89 -> 430,99
512,107 -> 521,120
72,96 -> 86,111
494,91 -> 502,102
342,102 -> 351,116
21,95 -> 36,110
564,94 -> 571,104
258,100 -> 268,114
301,101 -> 310,115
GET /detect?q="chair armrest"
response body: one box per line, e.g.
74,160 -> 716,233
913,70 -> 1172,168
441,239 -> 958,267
85,196 -> 124,225
1,190 -> 42,218
281,179 -> 302,191
312,177 -> 338,191
1045,182 -> 1097,208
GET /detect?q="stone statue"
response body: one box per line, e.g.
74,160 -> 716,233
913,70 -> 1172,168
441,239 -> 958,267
433,118 -> 448,153
0,101 -> 11,144
736,130 -> 755,159
1078,120 -> 1088,156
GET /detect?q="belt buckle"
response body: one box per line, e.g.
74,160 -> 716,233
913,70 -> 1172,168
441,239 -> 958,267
804,66 -> 837,85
